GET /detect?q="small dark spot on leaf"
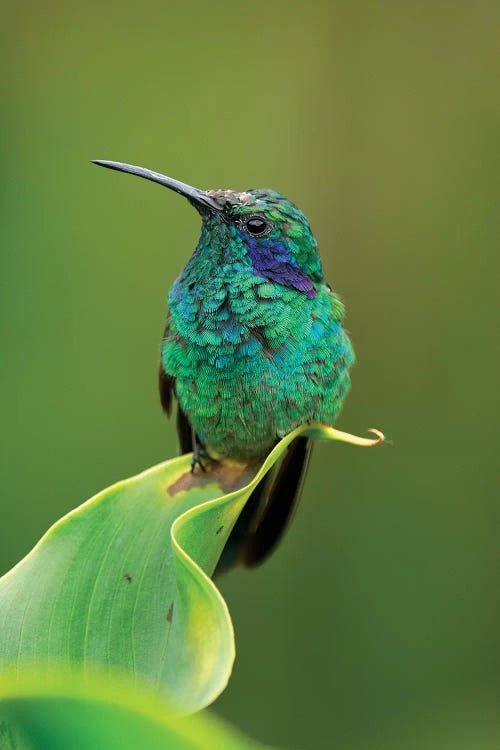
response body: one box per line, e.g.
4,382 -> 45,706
216,525 -> 224,535
124,573 -> 132,583
166,602 -> 174,623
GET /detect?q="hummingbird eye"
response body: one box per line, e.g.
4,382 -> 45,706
243,215 -> 272,237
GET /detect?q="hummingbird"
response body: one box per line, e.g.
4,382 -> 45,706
92,160 -> 355,570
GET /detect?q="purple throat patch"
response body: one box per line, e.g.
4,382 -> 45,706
247,239 -> 316,299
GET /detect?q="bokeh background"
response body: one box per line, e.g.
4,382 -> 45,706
1,1 -> 498,748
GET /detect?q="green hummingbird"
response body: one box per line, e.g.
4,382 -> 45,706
92,160 -> 354,569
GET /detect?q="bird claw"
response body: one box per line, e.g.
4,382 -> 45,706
190,443 -> 216,474
190,456 -> 206,474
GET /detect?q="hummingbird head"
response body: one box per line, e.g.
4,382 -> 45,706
201,188 -> 323,298
92,161 -> 324,299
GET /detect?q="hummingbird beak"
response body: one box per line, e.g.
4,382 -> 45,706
91,160 -> 223,214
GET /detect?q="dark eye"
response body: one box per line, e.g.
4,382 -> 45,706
244,215 -> 272,237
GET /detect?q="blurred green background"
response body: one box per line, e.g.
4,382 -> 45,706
1,1 -> 498,748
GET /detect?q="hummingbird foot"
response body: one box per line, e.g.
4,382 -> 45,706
191,430 -> 216,474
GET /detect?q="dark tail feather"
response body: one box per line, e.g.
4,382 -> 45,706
241,436 -> 313,567
214,468 -> 276,575
215,436 -> 313,575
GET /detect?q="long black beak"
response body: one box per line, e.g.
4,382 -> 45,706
91,160 -> 222,213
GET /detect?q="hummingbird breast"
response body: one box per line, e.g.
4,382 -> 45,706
161,262 -> 354,460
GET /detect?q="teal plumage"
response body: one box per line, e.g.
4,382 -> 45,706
92,160 -> 355,568
162,189 -> 354,458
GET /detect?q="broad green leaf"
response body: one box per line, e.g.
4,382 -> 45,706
0,669 -> 272,749
0,424 -> 383,713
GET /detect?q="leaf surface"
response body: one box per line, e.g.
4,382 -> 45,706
0,424 -> 382,712
0,669 -> 272,750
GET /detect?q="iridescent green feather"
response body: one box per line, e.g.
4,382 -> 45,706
161,189 -> 354,459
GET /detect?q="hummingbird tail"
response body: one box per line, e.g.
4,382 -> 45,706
240,436 -> 313,567
215,436 -> 313,575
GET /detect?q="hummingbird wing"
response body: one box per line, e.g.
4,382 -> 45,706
175,406 -> 193,455
159,365 -> 192,454
158,365 -> 174,416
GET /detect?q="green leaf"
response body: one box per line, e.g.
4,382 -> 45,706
0,424 -> 382,713
0,669 -> 272,749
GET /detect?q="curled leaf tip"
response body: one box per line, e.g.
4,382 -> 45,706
367,428 -> 385,445
303,423 -> 385,447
